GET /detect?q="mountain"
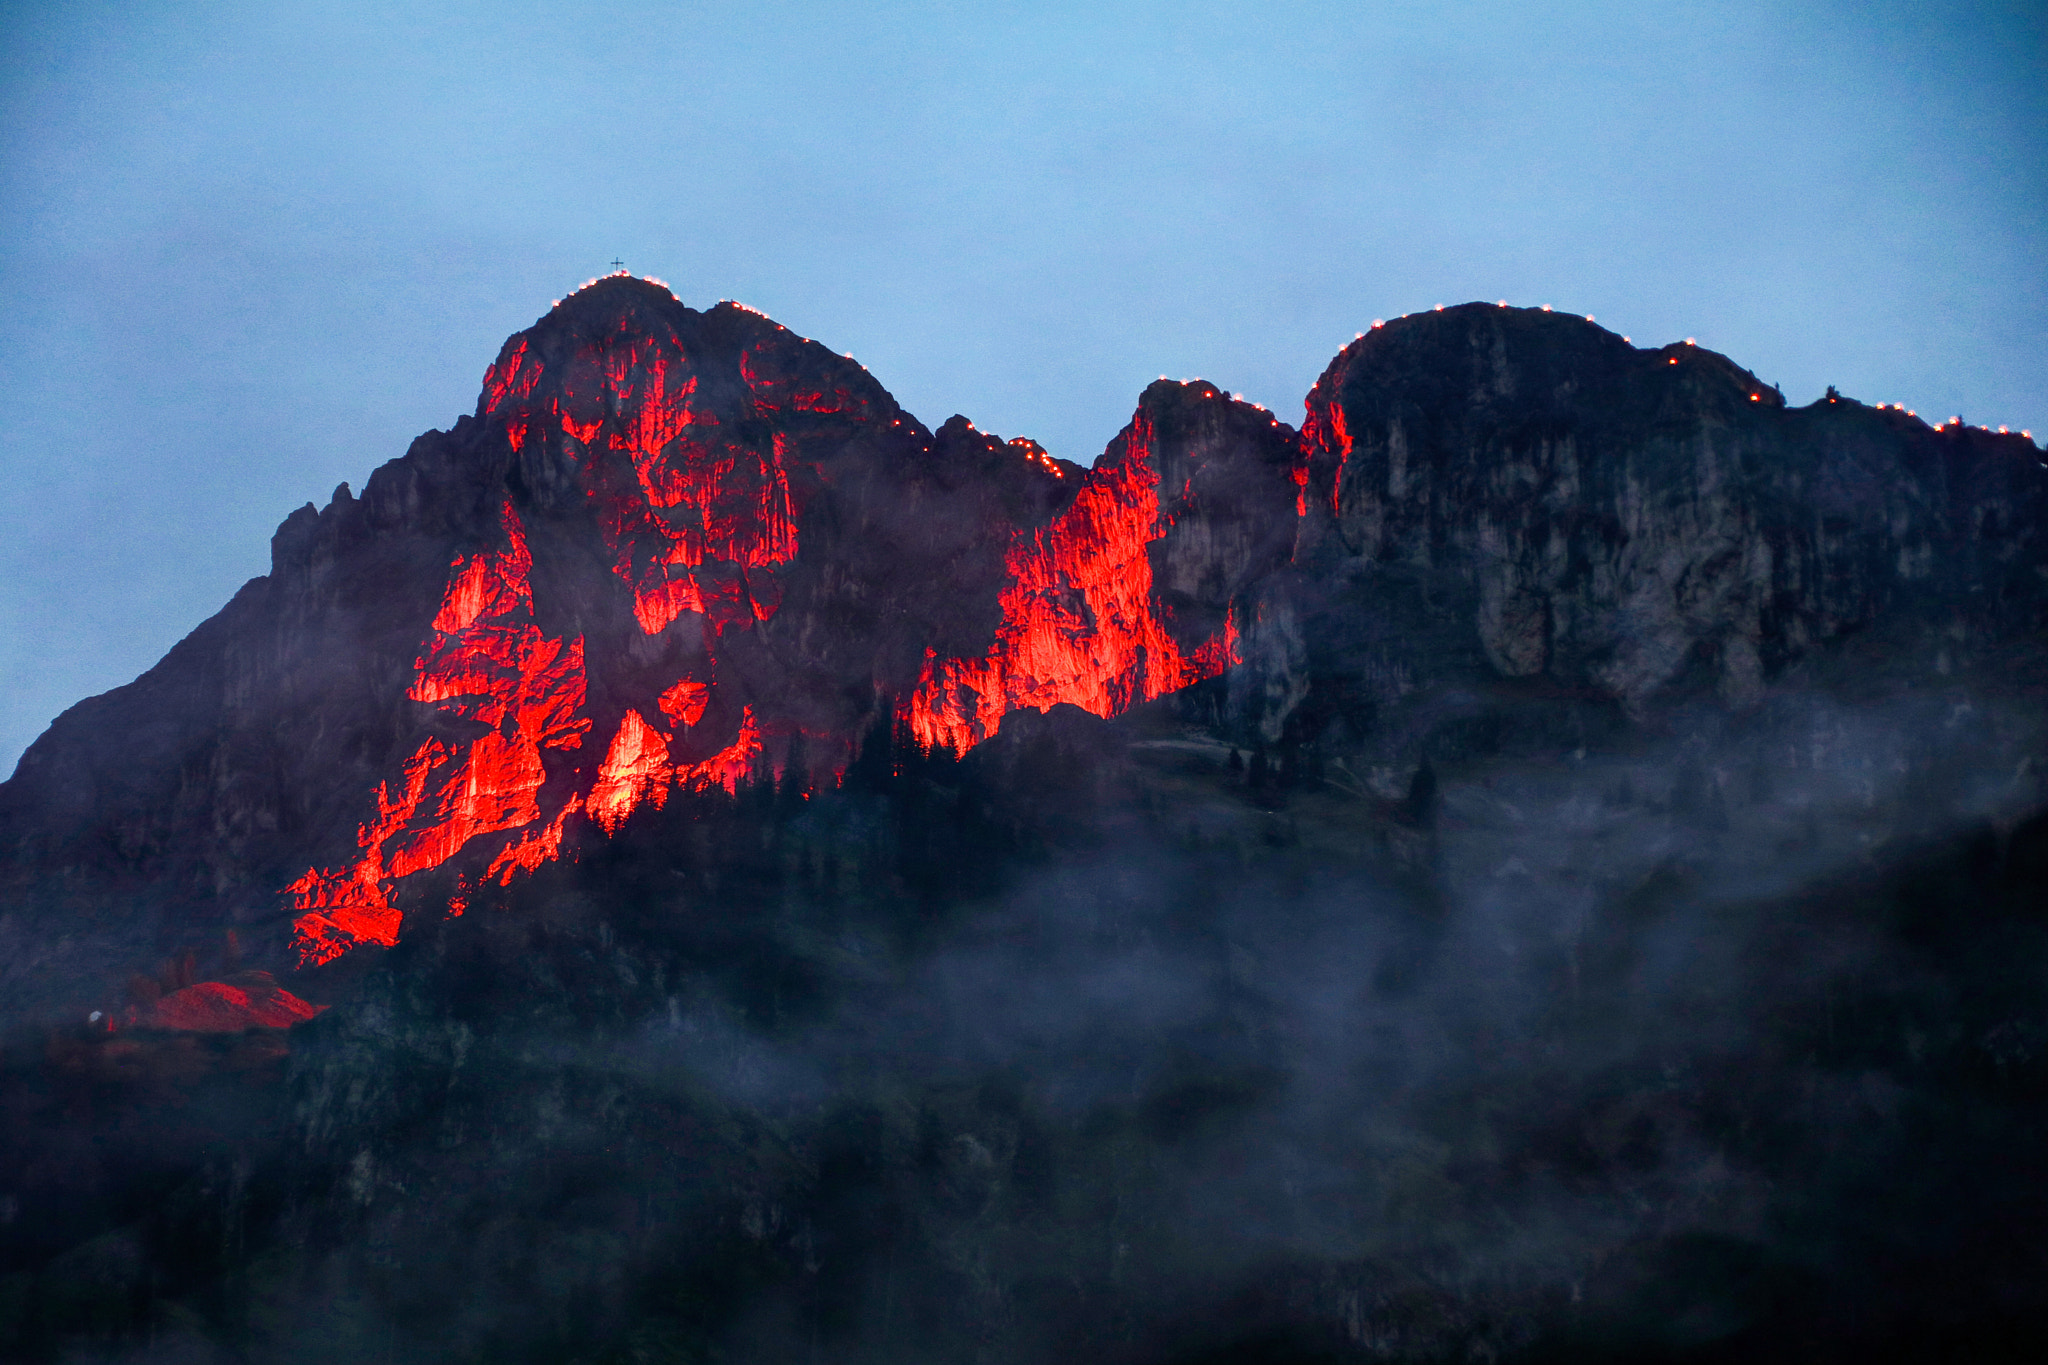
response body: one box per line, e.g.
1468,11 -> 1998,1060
3,279 -> 2046,1363
1,277 -> 1303,1003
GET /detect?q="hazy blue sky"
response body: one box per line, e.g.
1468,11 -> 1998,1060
2,0 -> 2042,772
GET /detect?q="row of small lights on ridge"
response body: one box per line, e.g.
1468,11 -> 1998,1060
566,277 -> 2041,453
1357,301 -> 1626,344
1868,402 -> 2030,441
552,267 -> 675,309
1137,375 -> 1282,426
1349,302 -> 2036,443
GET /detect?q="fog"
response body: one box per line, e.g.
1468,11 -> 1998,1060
9,677 -> 2044,1362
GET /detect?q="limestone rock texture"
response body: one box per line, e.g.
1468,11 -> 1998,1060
1231,303 -> 2047,753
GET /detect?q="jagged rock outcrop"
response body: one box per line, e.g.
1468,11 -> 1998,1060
1228,303 -> 2048,755
905,378 -> 1297,751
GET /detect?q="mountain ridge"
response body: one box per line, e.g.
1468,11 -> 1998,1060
1,279 -> 2042,1013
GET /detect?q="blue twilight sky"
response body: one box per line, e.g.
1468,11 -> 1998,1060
1,0 -> 2043,773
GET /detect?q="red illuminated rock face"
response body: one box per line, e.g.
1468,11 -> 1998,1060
250,278 -> 1306,968
908,381 -> 1300,752
271,279 -> 951,965
146,972 -> 324,1031
286,500 -> 590,965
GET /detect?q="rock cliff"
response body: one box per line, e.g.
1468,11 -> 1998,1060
1232,304 -> 2047,760
0,278 -> 1284,1003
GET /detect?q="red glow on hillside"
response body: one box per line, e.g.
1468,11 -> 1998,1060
292,295 -> 1268,970
290,306 -> 844,967
382,731 -> 546,877
1190,614 -> 1242,677
589,704 -> 762,833
1299,384 -> 1355,517
658,678 -> 710,727
484,796 -> 582,885
1325,402 -> 1352,514
678,706 -> 761,794
149,975 -> 324,1032
740,346 -> 874,420
432,518 -> 532,632
590,709 -> 672,833
524,342 -> 803,637
407,628 -> 585,742
905,409 -> 1240,752
286,738 -> 446,966
290,501 -> 589,967
483,338 -> 540,412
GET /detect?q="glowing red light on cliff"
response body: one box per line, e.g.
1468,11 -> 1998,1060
484,796 -> 582,886
289,501 -> 590,967
148,975 -> 325,1032
589,709 -> 672,833
613,407 -> 798,634
1298,374 -> 1356,519
680,706 -> 763,794
286,289 -> 1263,970
1324,402 -> 1352,514
529,340 -> 803,637
482,337 -> 541,412
289,299 -> 827,967
905,409 -> 1240,752
658,679 -> 710,727
285,738 -> 444,965
588,704 -> 763,832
